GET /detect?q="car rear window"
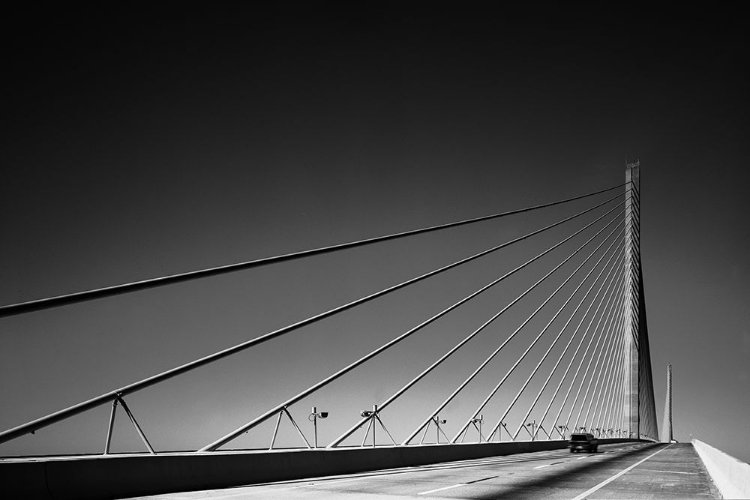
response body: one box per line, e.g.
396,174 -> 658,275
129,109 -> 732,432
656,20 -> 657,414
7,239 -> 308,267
571,434 -> 588,441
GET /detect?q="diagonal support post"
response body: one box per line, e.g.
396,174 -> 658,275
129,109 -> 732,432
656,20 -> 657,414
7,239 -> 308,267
356,405 -> 396,448
269,407 -> 311,450
103,398 -> 118,455
117,395 -> 156,455
488,422 -> 513,442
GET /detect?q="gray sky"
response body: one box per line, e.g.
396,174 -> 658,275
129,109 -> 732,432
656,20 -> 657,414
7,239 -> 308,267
1,6 -> 748,462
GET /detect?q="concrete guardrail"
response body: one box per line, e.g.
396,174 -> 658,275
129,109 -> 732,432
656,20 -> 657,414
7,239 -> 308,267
0,438 -> 635,499
693,439 -> 750,499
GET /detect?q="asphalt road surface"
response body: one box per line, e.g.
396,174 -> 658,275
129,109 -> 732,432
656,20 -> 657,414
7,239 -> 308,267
129,442 -> 719,499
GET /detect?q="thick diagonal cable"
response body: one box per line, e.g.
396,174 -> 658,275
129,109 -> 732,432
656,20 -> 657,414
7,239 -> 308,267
600,356 -> 622,436
584,304 -> 623,429
569,288 -> 624,431
0,184 -> 626,318
584,303 -> 625,432
433,209 -> 623,444
376,206 -> 623,448
602,309 -> 627,433
0,192 -> 622,446
590,316 -> 622,434
610,341 -> 626,433
532,249 -> 623,437
489,222 -> 620,440
198,196 -> 624,452
489,221 -> 622,441
596,314 -> 625,433
511,228 -> 624,440
397,208 -> 622,446
570,293 -> 623,432
582,304 -> 624,431
610,331 -> 626,436
615,360 -> 626,435
552,267 -> 624,433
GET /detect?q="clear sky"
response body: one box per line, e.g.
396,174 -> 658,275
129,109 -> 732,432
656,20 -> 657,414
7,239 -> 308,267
1,6 -> 748,463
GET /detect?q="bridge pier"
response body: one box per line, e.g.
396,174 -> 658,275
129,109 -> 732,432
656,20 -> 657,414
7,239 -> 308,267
661,363 -> 674,442
622,160 -> 659,441
623,160 -> 641,438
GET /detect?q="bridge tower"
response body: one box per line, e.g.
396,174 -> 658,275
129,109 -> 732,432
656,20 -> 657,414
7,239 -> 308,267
623,160 -> 641,438
623,160 -> 659,440
661,363 -> 674,443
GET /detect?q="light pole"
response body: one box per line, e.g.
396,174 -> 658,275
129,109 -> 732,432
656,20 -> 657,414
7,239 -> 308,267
471,415 -> 483,442
526,420 -> 536,441
361,405 -> 377,447
308,406 -> 328,448
435,416 -> 447,443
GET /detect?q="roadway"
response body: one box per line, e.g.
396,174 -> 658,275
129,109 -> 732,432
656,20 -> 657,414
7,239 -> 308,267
127,442 -> 719,499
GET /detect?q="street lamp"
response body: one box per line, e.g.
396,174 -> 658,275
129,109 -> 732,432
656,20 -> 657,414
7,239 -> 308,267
525,420 -> 536,441
435,416 -> 447,443
308,406 -> 328,448
361,405 -> 378,447
471,415 -> 483,442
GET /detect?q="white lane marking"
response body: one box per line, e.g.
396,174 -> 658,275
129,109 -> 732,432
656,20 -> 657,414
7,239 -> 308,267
535,460 -> 565,469
570,444 -> 673,500
147,449 -> 576,498
417,476 -> 497,495
205,450 -> 576,498
577,456 -> 588,459
195,475 -> 379,498
638,469 -> 698,475
418,483 -> 464,495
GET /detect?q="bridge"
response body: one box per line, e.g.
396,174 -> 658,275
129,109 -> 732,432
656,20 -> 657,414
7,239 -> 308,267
1,163 -> 747,499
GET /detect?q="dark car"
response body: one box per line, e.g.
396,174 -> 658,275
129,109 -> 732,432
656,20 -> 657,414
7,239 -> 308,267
569,432 -> 598,453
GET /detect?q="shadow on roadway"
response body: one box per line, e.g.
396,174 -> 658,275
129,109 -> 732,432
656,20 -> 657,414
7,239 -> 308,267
472,442 -> 665,500
245,448 -> 584,488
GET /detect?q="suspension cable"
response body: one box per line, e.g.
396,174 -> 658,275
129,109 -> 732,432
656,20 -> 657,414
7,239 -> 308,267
490,222 -> 622,441
506,233 -> 620,440
0,190 -> 623,446
570,288 -> 624,431
372,207 -> 624,447
447,218 -> 622,443
554,267 -> 624,432
584,303 -> 625,432
510,230 -> 624,439
445,213 -> 625,443
532,248 -> 623,437
596,312 -> 625,434
207,199 -> 626,452
0,184 -> 626,318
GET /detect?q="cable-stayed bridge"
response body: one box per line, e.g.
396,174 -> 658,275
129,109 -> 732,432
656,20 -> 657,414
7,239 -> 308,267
1,163 -> 736,499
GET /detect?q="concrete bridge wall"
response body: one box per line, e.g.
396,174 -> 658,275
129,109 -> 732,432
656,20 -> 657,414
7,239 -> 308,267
693,439 -> 750,499
1,438 -> 636,499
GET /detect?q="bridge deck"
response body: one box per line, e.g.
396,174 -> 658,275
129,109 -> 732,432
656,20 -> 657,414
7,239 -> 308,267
127,443 -> 719,499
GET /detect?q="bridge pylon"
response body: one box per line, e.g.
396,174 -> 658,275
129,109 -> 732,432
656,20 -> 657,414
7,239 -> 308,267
661,363 -> 674,443
623,160 -> 659,441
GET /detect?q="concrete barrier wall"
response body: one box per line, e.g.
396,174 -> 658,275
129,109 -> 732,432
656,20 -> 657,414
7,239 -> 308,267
0,438 -> 635,500
693,439 -> 750,499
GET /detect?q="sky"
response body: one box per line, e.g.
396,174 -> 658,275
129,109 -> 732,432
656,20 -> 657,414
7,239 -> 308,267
1,6 -> 748,463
